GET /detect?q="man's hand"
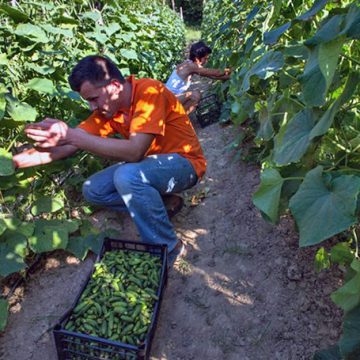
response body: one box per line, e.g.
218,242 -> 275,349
25,118 -> 72,148
224,68 -> 232,76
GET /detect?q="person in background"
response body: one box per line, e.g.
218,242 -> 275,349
13,55 -> 206,266
165,41 -> 231,114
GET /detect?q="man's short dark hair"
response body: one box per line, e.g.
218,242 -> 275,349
68,55 -> 125,92
189,41 -> 212,62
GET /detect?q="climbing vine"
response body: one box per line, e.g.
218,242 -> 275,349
202,0 -> 360,357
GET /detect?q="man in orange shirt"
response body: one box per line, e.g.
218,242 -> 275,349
13,55 -> 206,265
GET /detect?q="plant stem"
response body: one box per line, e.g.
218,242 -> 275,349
284,70 -> 298,81
330,139 -> 351,153
289,97 -> 305,109
284,176 -> 304,181
335,167 -> 360,174
6,131 -> 22,152
325,141 -> 360,171
341,53 -> 360,66
353,228 -> 359,259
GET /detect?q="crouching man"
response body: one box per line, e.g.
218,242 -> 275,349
13,55 -> 206,265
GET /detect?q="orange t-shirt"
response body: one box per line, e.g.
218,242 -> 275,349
77,76 -> 206,178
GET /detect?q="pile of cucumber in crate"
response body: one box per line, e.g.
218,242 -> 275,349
67,251 -> 160,343
54,239 -> 167,360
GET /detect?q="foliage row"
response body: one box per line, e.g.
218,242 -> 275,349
0,0 -> 184,331
202,0 -> 360,357
171,0 -> 203,26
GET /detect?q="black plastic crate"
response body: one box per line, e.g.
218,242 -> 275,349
196,93 -> 221,128
53,238 -> 168,360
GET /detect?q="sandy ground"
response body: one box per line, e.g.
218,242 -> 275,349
0,78 -> 344,360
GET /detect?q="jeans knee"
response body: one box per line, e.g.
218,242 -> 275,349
113,166 -> 142,195
82,179 -> 97,202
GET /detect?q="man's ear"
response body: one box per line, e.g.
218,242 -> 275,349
194,57 -> 202,66
109,79 -> 123,94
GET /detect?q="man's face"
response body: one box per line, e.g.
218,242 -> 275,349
79,80 -> 121,119
199,55 -> 209,66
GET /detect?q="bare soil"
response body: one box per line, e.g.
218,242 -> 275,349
0,78 -> 344,360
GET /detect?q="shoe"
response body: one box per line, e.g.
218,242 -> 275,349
168,240 -> 187,267
162,194 -> 184,218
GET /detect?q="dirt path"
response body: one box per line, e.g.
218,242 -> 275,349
0,78 -> 344,360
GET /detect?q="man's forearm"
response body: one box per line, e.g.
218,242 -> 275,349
208,74 -> 230,80
24,120 -> 155,163
68,128 -> 154,163
13,145 -> 77,168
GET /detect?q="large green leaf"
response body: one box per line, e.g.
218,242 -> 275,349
27,63 -> 56,76
295,0 -> 329,21
28,218 -> 78,238
289,166 -> 360,247
340,3 -> 360,39
31,195 -> 64,215
40,24 -> 73,38
242,51 -> 284,93
29,221 -> 69,253
25,78 -> 56,95
305,15 -> 343,46
17,222 -> 35,238
59,86 -> 82,101
0,232 -> 27,277
116,33 -> 135,43
310,72 -> 360,139
63,219 -> 80,234
264,0 -> 330,45
245,5 -> 260,25
244,33 -> 257,54
66,233 -> 104,261
283,44 -> 308,59
273,109 -> 314,165
256,108 -> 274,141
53,15 -> 79,25
313,345 -> 342,360
0,216 -> 21,231
0,84 -> 6,94
270,96 -> 303,129
318,36 -> 345,92
120,48 -> 138,61
105,22 -> 121,37
0,299 -> 9,332
253,168 -> 284,223
1,230 -> 27,257
79,219 -> 100,237
231,93 -> 255,125
339,304 -> 360,357
0,4 -> 29,23
81,11 -> 102,22
0,148 -> 15,176
86,30 -> 108,44
0,53 -> 8,66
332,259 -> 360,312
263,22 -> 291,45
14,23 -> 49,43
331,242 -> 354,266
299,47 -> 327,107
5,95 -> 37,122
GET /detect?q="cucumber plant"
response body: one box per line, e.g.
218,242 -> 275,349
0,0 -> 184,331
202,0 -> 360,357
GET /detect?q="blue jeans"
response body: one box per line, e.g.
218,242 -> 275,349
82,153 -> 198,252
